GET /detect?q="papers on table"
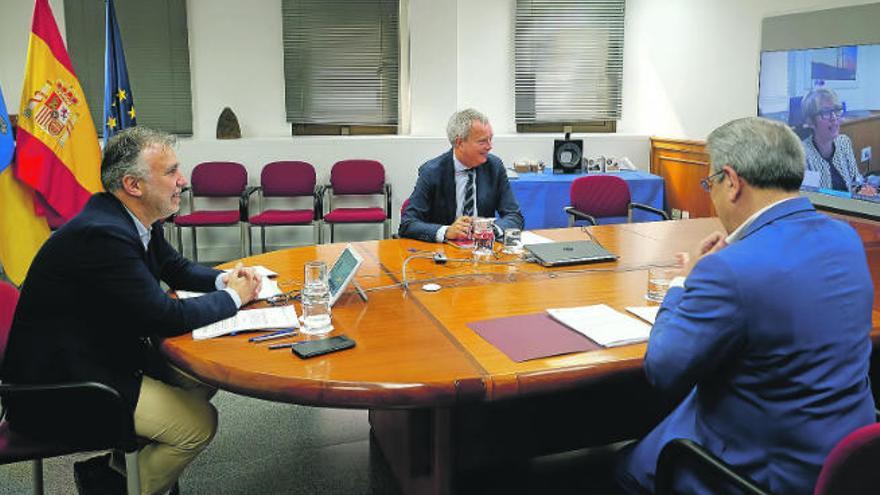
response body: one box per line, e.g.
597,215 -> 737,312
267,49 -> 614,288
192,305 -> 299,340
547,304 -> 651,347
625,305 -> 660,325
176,276 -> 281,301
520,231 -> 554,245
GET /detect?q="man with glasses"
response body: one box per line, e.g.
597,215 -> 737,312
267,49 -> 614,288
398,108 -> 524,242
617,117 -> 875,494
801,87 -> 876,196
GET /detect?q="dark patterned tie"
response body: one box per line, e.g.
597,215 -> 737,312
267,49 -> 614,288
462,170 -> 475,217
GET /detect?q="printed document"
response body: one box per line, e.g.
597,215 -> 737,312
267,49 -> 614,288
192,305 -> 299,340
625,306 -> 660,325
547,304 -> 651,347
176,277 -> 281,301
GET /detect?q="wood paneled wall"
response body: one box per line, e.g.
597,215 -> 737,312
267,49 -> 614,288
840,113 -> 880,175
650,137 -> 714,218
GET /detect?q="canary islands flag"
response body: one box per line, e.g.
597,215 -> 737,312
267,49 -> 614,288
104,0 -> 137,144
16,0 -> 102,226
0,82 -> 50,286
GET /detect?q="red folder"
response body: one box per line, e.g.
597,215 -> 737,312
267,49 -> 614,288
467,312 -> 600,362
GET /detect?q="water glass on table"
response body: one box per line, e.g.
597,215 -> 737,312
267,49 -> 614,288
646,266 -> 677,303
502,228 -> 523,255
472,217 -> 496,258
301,261 -> 333,335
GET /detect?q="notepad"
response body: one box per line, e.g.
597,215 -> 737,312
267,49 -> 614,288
192,305 -> 299,340
546,304 -> 651,347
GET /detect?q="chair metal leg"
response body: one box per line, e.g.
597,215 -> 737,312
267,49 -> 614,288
176,225 -> 184,256
383,219 -> 391,239
567,215 -> 575,228
124,450 -> 141,495
32,459 -> 44,495
261,226 -> 267,254
191,227 -> 198,263
330,224 -> 335,243
314,222 -> 322,245
239,222 -> 248,258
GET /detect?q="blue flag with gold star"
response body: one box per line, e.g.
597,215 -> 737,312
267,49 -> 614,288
103,0 -> 136,144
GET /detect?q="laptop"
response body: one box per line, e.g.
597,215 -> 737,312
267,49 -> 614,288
524,240 -> 617,267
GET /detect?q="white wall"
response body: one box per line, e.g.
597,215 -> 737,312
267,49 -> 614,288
620,0 -> 880,138
1,0 -> 878,258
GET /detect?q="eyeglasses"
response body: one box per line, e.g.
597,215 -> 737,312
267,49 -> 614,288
816,107 -> 844,121
700,169 -> 725,192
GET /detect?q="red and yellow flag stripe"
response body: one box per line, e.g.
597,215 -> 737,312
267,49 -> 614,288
16,0 -> 102,222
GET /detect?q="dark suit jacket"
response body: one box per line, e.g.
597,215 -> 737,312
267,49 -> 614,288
620,197 -> 876,494
1,193 -> 237,442
398,150 -> 524,242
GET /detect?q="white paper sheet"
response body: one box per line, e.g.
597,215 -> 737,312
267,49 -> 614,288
521,231 -> 554,245
177,277 -> 281,301
547,304 -> 651,347
625,306 -> 660,325
192,305 -> 299,340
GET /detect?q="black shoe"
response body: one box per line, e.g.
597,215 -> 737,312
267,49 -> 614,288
73,453 -> 127,495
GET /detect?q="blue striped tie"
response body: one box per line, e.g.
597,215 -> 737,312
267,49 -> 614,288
462,170 -> 475,217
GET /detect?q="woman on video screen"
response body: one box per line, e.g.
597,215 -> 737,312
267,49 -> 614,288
801,87 -> 877,196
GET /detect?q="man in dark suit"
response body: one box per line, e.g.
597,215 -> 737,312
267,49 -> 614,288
1,127 -> 261,495
399,108 -> 524,242
617,117 -> 875,494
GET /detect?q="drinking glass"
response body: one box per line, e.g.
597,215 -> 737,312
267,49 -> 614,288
471,217 -> 495,257
301,261 -> 332,335
502,228 -> 523,255
646,266 -> 676,303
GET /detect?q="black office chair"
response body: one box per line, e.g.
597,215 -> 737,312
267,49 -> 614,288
0,281 -> 152,495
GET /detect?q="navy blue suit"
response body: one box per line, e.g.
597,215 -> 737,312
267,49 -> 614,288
1,193 -> 237,442
398,150 -> 524,242
619,197 -> 876,494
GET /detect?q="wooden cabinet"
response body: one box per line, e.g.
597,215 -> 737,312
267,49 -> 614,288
650,137 -> 714,218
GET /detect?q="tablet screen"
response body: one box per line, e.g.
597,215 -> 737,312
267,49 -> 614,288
328,247 -> 359,297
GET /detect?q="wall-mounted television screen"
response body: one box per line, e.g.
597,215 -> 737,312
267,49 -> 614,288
758,43 -> 880,219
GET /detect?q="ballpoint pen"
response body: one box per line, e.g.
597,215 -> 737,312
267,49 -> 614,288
249,329 -> 298,342
268,342 -> 298,350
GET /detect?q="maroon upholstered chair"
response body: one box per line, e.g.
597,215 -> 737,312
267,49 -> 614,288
246,161 -> 323,254
656,422 -> 880,495
0,281 -> 146,495
322,159 -> 392,243
564,175 -> 668,226
172,161 -> 248,262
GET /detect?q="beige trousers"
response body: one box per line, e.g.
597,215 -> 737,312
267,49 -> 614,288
113,366 -> 218,495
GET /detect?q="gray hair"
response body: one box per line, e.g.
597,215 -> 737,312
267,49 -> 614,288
446,108 -> 490,146
706,117 -> 804,191
801,87 -> 840,122
101,127 -> 177,192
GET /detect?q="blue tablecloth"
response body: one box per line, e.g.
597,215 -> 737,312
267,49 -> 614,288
509,170 -> 665,230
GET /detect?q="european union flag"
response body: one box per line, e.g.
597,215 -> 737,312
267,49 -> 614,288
103,0 -> 136,144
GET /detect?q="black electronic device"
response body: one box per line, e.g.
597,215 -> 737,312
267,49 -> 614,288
291,335 -> 356,359
552,132 -> 584,174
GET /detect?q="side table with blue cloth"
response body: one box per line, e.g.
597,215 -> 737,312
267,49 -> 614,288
509,169 -> 666,229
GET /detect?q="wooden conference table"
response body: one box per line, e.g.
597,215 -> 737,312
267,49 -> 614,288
161,218 -> 880,495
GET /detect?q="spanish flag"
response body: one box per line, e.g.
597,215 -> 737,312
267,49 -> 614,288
16,0 -> 102,226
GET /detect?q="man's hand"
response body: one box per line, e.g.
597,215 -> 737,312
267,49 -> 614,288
676,231 -> 727,277
857,184 -> 878,196
445,216 -> 473,240
225,263 -> 262,305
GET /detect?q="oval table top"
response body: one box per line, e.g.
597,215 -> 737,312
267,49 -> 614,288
162,218 -> 880,409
